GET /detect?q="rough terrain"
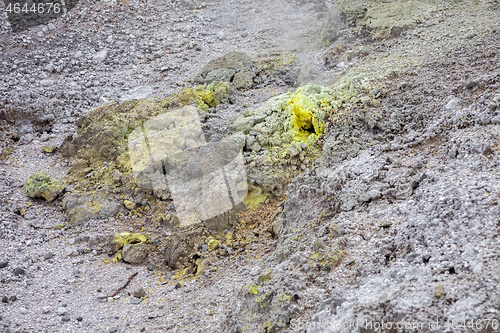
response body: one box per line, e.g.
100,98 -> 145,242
1,0 -> 499,332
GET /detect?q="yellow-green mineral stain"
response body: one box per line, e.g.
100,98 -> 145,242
207,237 -> 221,252
42,146 -> 55,153
243,186 -> 268,209
123,200 -> 136,210
225,232 -> 233,247
248,283 -> 259,295
24,171 -> 64,202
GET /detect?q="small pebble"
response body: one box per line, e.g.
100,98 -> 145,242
133,287 -> 146,298
130,298 -> 142,305
57,307 -> 67,316
19,307 -> 28,314
9,296 -> 17,302
0,261 -> 8,269
13,268 -> 25,276
1,296 -> 8,303
44,252 -> 55,260
62,314 -> 71,322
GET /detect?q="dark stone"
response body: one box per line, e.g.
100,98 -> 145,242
44,252 -> 55,260
9,296 -> 17,302
77,316 -> 83,322
1,296 -> 8,303
13,268 -> 25,276
0,261 -> 8,269
175,282 -> 182,289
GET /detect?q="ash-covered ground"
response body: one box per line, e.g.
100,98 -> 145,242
1,0 -> 499,332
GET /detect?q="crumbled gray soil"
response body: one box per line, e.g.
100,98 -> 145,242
1,0 -> 499,332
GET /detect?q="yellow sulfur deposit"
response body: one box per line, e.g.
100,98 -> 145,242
286,88 -> 325,142
113,232 -> 147,249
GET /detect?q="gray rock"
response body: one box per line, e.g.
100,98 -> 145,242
0,260 -> 8,268
13,268 -> 25,276
64,193 -> 121,225
250,142 -> 262,153
230,115 -> 255,133
445,97 -> 460,111
133,287 -> 146,298
288,143 -> 301,158
201,244 -> 208,253
256,134 -> 268,146
62,314 -> 71,322
122,243 -> 149,264
57,307 -> 67,316
44,252 -> 55,260
37,113 -> 55,122
130,298 -> 142,305
197,52 -> 255,90
94,50 -> 108,62
40,79 -> 55,87
19,133 -> 34,145
245,135 -> 255,150
1,296 -> 8,303
223,132 -> 246,150
465,79 -> 479,89
205,68 -> 236,82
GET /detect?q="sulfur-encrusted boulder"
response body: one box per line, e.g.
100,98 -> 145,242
24,171 -> 64,202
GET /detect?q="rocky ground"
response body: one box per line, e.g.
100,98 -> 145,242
1,0 -> 500,332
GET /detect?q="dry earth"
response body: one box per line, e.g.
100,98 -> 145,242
1,0 -> 499,333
